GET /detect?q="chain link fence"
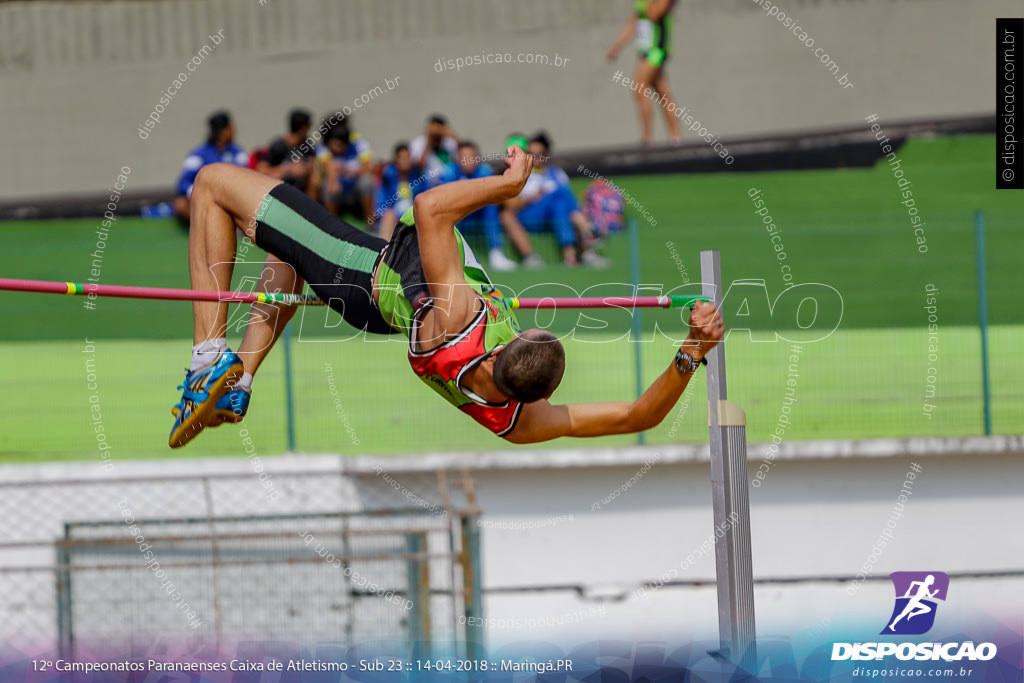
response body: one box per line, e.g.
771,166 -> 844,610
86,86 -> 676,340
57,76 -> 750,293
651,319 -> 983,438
0,466 -> 482,659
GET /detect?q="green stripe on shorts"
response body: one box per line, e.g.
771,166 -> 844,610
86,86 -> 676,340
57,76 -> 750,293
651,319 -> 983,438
645,47 -> 667,67
256,192 -> 379,273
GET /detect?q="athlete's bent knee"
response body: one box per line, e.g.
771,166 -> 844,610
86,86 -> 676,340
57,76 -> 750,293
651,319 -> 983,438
192,163 -> 227,195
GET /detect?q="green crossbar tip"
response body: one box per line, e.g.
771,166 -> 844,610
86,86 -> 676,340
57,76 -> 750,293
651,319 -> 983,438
668,294 -> 711,308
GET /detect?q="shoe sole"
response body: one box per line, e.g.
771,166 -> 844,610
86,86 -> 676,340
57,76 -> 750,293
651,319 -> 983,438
168,362 -> 243,448
213,408 -> 246,425
172,406 -> 247,425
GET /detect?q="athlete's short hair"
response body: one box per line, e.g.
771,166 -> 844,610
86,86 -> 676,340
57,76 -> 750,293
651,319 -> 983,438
493,330 -> 565,404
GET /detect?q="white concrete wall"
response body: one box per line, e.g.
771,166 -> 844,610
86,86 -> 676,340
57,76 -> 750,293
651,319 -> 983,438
0,0 -> 1015,201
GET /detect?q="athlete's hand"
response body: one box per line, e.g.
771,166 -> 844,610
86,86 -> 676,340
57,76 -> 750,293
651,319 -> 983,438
684,301 -> 724,358
502,145 -> 533,193
606,46 -> 619,60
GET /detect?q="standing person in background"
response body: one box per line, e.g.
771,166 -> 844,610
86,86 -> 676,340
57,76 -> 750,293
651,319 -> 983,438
257,108 -> 319,197
173,111 -> 249,225
409,114 -> 460,188
374,143 -> 425,241
607,0 -> 682,144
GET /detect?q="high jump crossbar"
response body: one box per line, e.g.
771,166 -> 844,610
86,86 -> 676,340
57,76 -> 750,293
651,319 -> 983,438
700,249 -> 757,670
0,278 -> 708,310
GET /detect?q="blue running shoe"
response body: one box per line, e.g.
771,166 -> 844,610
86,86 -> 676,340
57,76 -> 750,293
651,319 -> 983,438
172,385 -> 251,426
168,349 -> 243,448
210,386 -> 251,426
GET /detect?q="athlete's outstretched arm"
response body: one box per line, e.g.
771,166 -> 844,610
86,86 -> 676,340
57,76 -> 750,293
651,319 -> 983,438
506,301 -> 724,444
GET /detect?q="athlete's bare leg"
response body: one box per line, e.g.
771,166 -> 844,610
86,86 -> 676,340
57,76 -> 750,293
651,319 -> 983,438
634,60 -> 658,143
236,254 -> 304,376
188,163 -> 281,345
653,70 -> 682,140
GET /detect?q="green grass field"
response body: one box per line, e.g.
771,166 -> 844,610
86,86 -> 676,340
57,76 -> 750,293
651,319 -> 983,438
2,326 -> 1020,460
1,134 -> 1020,461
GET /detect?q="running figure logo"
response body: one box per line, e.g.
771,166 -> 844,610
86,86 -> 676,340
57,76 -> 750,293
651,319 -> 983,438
881,571 -> 950,635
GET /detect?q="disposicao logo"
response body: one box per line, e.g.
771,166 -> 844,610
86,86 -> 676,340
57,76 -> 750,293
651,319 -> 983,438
831,571 -> 998,662
881,571 -> 948,635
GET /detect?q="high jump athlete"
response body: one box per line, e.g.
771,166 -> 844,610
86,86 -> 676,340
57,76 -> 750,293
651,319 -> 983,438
170,145 -> 723,448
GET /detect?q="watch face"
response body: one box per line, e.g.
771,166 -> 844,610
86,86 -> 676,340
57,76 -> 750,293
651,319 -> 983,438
676,351 -> 695,373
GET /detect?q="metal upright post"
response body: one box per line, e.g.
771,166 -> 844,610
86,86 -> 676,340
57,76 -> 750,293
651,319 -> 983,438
975,211 -> 992,435
282,321 -> 297,452
700,250 -> 756,670
627,216 -> 646,444
460,515 -> 484,660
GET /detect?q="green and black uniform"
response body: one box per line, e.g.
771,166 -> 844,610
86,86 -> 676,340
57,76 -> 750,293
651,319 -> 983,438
376,209 -> 525,435
374,208 -> 519,337
253,182 -> 520,341
635,0 -> 672,67
253,183 -> 396,334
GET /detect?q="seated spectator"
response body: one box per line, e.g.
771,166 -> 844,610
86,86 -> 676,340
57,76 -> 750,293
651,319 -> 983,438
374,143 -> 425,240
310,109 -> 349,193
256,108 -> 318,197
409,114 -> 460,188
500,132 -> 609,268
445,141 -> 519,272
321,126 -> 375,222
173,111 -> 248,225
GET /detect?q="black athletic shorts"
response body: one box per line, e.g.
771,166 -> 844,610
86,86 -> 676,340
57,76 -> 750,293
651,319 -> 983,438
252,182 -> 398,335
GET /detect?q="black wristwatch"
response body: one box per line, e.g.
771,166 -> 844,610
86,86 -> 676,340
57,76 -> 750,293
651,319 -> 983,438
674,349 -> 702,374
